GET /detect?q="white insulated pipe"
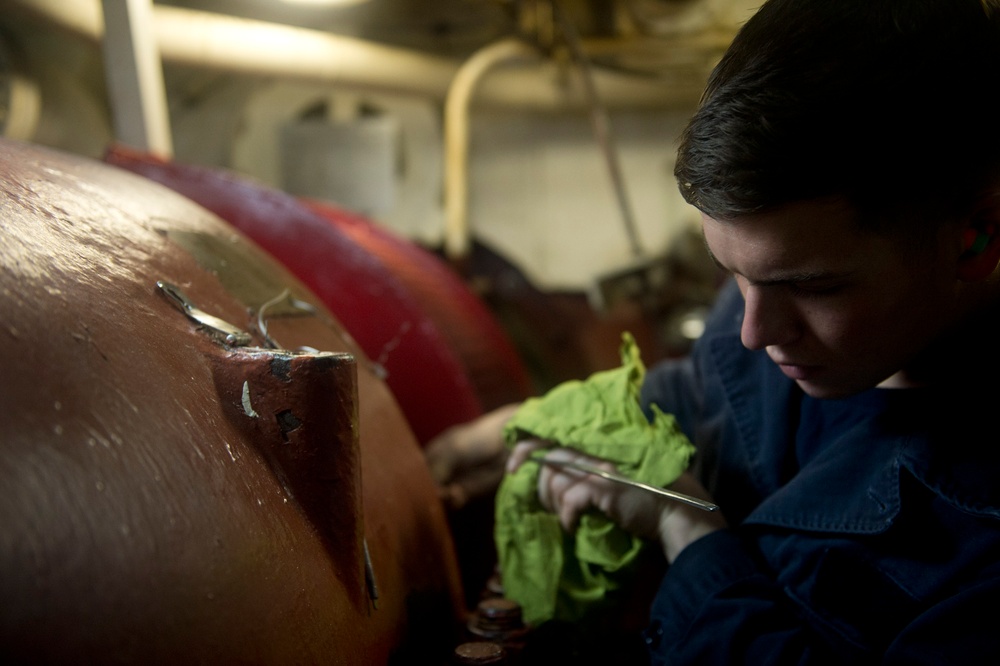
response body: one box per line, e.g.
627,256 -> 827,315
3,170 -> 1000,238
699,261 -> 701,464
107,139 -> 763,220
8,0 -> 685,108
443,38 -> 541,262
153,6 -> 460,98
10,0 -> 458,98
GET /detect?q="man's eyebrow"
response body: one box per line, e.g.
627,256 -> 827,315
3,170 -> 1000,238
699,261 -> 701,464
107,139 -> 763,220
703,243 -> 843,286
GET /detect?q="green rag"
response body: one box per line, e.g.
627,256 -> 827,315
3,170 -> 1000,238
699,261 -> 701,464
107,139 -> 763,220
494,332 -> 695,627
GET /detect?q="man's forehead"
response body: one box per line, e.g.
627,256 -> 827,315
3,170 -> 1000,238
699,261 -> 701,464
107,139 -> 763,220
699,199 -> 870,281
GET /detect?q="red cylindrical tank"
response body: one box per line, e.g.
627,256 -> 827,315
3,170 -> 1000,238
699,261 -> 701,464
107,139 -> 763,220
0,138 -> 464,663
302,198 -> 535,413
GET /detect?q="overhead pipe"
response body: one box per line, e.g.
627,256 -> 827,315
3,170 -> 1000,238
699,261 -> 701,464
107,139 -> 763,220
8,0 -> 457,97
7,0 -> 689,107
152,6 -> 460,98
443,38 -> 541,262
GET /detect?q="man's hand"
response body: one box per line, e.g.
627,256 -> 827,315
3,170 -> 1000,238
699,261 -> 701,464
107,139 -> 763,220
424,403 -> 521,509
507,441 -> 727,563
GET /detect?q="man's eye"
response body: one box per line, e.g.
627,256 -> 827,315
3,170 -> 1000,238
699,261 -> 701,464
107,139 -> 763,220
789,283 -> 840,297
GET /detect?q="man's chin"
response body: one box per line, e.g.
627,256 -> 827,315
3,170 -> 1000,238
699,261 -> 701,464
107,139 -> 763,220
795,379 -> 863,400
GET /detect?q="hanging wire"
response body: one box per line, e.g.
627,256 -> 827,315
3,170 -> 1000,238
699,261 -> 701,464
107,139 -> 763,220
549,0 -> 645,259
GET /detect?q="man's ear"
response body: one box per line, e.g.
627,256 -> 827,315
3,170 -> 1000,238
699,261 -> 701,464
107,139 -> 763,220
957,190 -> 1000,282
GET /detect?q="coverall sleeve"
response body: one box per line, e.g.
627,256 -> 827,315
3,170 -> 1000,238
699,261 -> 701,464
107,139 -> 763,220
645,531 -> 842,665
645,529 -> 1000,665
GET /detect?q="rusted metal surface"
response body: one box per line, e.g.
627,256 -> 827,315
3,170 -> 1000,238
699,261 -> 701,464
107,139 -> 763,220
0,137 -> 464,663
104,143 -> 486,446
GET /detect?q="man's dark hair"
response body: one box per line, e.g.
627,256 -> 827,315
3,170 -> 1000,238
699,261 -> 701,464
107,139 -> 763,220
674,0 -> 1000,227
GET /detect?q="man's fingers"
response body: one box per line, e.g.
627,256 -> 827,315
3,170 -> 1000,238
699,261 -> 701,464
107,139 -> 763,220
534,448 -> 622,530
424,445 -> 457,486
554,480 -> 603,532
538,458 -> 584,513
506,439 -> 547,473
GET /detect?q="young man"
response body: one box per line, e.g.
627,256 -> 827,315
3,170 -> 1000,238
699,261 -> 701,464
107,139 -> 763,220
429,0 -> 1000,661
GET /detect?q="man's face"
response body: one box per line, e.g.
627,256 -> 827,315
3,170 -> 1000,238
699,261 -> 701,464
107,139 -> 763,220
702,198 -> 960,398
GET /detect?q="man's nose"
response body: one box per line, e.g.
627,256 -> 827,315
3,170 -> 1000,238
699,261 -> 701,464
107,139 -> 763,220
740,286 -> 799,350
